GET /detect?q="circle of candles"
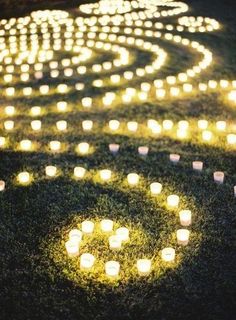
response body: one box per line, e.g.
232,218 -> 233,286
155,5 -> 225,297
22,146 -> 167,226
31,106 -> 41,116
137,259 -> 151,276
167,194 -> 180,208
179,210 -> 192,226
214,171 -> 224,184
77,142 -> 89,155
45,166 -> 57,177
100,219 -> 113,232
18,171 -> 30,184
74,166 -> 86,179
56,120 -> 67,131
138,146 -> 149,156
4,120 -> 14,131
49,141 -> 61,152
150,182 -> 162,195
80,253 -> 95,270
109,235 -> 122,250
82,120 -> 93,131
177,229 -> 190,246
69,229 -> 82,243
81,220 -> 94,234
161,247 -> 175,262
216,121 -> 226,131
170,154 -> 180,163
105,261 -> 120,277
163,120 -> 173,130
65,240 -> 79,257
109,143 -> 120,154
31,120 -> 41,131
100,169 -> 112,181
0,180 -> 5,191
20,140 -> 32,151
116,227 -> 129,241
192,161 -> 203,171
127,173 -> 139,186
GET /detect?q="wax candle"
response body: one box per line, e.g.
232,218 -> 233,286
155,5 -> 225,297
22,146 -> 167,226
77,142 -> 90,155
161,247 -> 175,262
69,229 -> 83,243
170,154 -> 180,163
45,166 -> 57,177
81,220 -> 94,234
57,101 -> 67,112
198,119 -> 208,130
109,120 -> 120,131
100,219 -> 113,232
109,144 -> 120,154
127,121 -> 138,132
214,171 -> 224,184
177,229 -> 190,246
56,120 -> 67,131
127,173 -> 139,186
82,97 -> 92,108
31,120 -> 41,131
138,146 -> 149,156
57,84 -> 68,93
216,121 -> 226,131
227,134 -> 236,145
163,120 -> 173,130
80,253 -> 95,270
202,130 -> 212,142
40,85 -> 49,94
65,240 -> 79,257
4,120 -> 14,131
74,167 -> 86,179
20,140 -> 32,151
179,210 -> 192,226
109,235 -> 122,250
5,106 -> 15,116
0,180 -> 5,191
167,195 -> 180,208
0,137 -> 6,147
192,161 -> 203,171
137,259 -> 151,276
105,261 -> 120,277
18,171 -> 30,184
116,227 -> 129,241
150,182 -> 162,195
100,169 -> 112,181
31,106 -> 41,116
49,141 -> 61,152
82,120 -> 93,131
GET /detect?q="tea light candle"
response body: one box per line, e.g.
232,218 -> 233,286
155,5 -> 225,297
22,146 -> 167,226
31,106 -> 41,116
100,169 -> 112,181
179,210 -> 192,226
163,120 -> 173,130
137,259 -> 151,276
69,229 -> 83,243
57,101 -> 67,112
20,140 -> 32,151
138,146 -> 149,156
202,130 -> 212,142
227,134 -> 236,145
214,171 -> 224,184
127,121 -> 138,132
5,106 -> 15,116
49,141 -> 61,152
4,120 -> 14,131
170,154 -> 180,163
81,220 -> 94,234
100,219 -> 113,232
45,166 -> 57,177
56,120 -> 67,131
105,261 -> 120,277
0,137 -> 6,147
216,121 -> 226,131
198,119 -> 208,130
65,240 -> 79,257
18,171 -> 30,184
116,227 -> 129,241
109,235 -> 122,250
109,120 -> 120,131
0,180 -> 5,191
31,120 -> 41,131
177,229 -> 190,246
109,143 -> 120,154
80,253 -> 95,270
127,173 -> 139,186
161,247 -> 175,262
82,120 -> 93,131
74,166 -> 86,179
82,97 -> 92,108
77,142 -> 90,155
167,195 -> 180,208
150,182 -> 162,195
192,161 -> 203,171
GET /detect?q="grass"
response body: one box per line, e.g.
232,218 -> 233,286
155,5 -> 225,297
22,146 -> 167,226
0,0 -> 236,319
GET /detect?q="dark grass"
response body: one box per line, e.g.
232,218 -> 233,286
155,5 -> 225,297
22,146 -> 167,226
0,1 -> 236,320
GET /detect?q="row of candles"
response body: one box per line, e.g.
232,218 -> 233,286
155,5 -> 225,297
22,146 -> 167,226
64,218 -> 191,277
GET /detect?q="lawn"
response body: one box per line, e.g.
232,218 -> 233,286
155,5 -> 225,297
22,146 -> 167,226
0,0 -> 236,319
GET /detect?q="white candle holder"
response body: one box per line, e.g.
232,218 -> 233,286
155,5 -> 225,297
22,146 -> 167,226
167,195 -> 180,208
161,247 -> 175,262
177,229 -> 190,246
179,210 -> 192,226
18,172 -> 30,184
109,235 -> 122,250
213,171 -> 224,184
80,253 -> 95,270
45,166 -> 57,177
69,229 -> 83,243
116,227 -> 129,242
81,220 -> 94,234
65,240 -> 79,257
0,180 -> 5,191
105,261 -> 120,277
109,144 -> 120,154
192,161 -> 203,171
99,169 -> 112,181
170,154 -> 180,164
137,259 -> 151,276
74,167 -> 86,179
138,146 -> 149,156
127,173 -> 139,186
150,182 -> 162,195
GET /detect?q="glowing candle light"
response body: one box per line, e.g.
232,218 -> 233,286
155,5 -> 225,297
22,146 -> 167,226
82,97 -> 92,108
65,240 -> 79,257
81,220 -> 94,234
198,119 -> 208,130
138,146 -> 149,156
74,166 -> 86,179
116,227 -> 129,242
4,120 -> 14,131
31,106 -> 41,116
227,134 -> 236,145
56,120 -> 67,131
39,85 -> 49,95
163,120 -> 173,130
57,84 -> 68,93
216,121 -> 226,131
179,210 -> 192,226
202,130 -> 212,142
5,106 -> 15,116
20,139 -> 32,151
137,259 -> 151,276
161,247 -> 175,262
177,229 -> 190,246
150,182 -> 162,195
69,229 -> 83,243
0,137 -> 6,148
109,120 -> 120,131
105,261 -> 120,277
170,154 -> 180,163
127,173 -> 139,186
31,120 -> 41,131
109,235 -> 122,251
18,171 -> 30,184
80,253 -> 95,270
82,120 -> 93,131
100,169 -> 112,181
100,219 -> 113,232
0,180 -> 5,191
214,171 -> 224,184
45,166 -> 57,177
127,121 -> 138,132
57,101 -> 67,112
192,161 -> 203,171
77,142 -> 90,155
109,143 -> 120,154
49,141 -> 61,152
167,195 -> 180,208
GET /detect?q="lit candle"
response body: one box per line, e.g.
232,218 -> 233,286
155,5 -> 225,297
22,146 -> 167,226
80,253 -> 95,270
138,146 -> 149,156
69,229 -> 82,243
57,101 -> 67,112
109,235 -> 122,250
198,119 -> 208,130
163,120 -> 173,130
5,106 -> 15,116
31,106 -> 41,116
82,120 -> 93,131
45,166 -> 57,177
202,130 -> 212,142
74,167 -> 86,179
77,142 -> 90,155
161,247 -> 175,262
227,134 -> 236,145
0,137 -> 6,147
213,171 -> 224,184
65,240 -> 79,257
127,121 -> 138,132
216,121 -> 226,131
31,120 -> 41,131
150,182 -> 162,195
82,97 -> 92,108
0,180 -> 5,191
4,120 -> 14,131
100,169 -> 112,181
49,141 -> 61,152
109,144 -> 120,154
179,210 -> 192,226
81,220 -> 94,234
105,261 -> 120,277
20,140 -> 32,151
18,171 -> 30,184
137,259 -> 151,276
192,161 -> 203,171
177,229 -> 190,246
116,227 -> 129,241
167,195 -> 180,208
109,120 -> 120,131
100,219 -> 113,232
170,154 -> 180,164
56,121 -> 67,131
127,173 -> 139,186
